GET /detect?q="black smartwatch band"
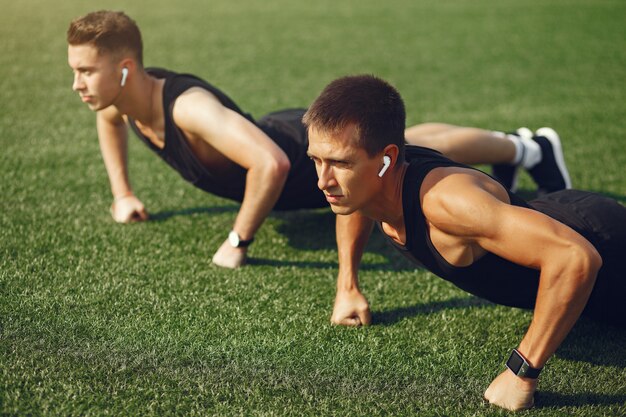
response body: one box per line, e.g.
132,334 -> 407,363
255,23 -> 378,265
236,237 -> 254,247
506,349 -> 542,379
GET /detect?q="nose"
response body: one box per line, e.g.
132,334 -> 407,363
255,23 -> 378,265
72,72 -> 84,91
316,162 -> 336,191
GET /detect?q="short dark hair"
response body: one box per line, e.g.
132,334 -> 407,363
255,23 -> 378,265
67,10 -> 143,66
303,75 -> 405,159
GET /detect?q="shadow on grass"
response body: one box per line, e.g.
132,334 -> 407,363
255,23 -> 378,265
248,257 -> 413,272
146,204 -> 415,272
148,205 -> 238,221
270,209 -> 417,271
373,297 -> 626,368
555,318 -> 626,367
536,391 -> 626,409
272,209 -> 337,251
372,296 -> 493,326
248,258 -> 336,269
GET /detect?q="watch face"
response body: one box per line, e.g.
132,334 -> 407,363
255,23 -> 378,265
228,231 -> 239,247
506,349 -> 542,378
506,350 -> 526,375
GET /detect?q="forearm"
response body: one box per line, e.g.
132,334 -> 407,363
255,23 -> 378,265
517,252 -> 600,368
232,162 -> 289,239
101,155 -> 132,197
331,212 -> 373,326
336,212 -> 374,290
97,117 -> 132,198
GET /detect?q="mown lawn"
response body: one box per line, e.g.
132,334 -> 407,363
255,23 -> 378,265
1,0 -> 625,415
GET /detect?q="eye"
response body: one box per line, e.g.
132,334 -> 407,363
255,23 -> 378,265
331,159 -> 350,168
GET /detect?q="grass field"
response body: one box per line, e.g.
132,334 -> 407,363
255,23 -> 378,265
1,0 -> 625,415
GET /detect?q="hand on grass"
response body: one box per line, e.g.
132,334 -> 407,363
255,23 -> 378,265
331,288 -> 371,326
110,194 -> 149,223
212,239 -> 247,268
484,369 -> 537,411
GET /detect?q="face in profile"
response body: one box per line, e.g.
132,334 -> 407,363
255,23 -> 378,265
67,44 -> 122,111
307,123 -> 383,215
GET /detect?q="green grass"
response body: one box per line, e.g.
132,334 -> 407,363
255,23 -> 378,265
1,0 -> 625,415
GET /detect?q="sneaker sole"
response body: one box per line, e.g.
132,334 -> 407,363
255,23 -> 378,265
535,127 -> 572,189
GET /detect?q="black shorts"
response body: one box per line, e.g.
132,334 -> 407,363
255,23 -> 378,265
257,109 -> 328,211
531,190 -> 626,326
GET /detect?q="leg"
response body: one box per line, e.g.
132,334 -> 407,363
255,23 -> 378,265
405,123 -> 516,165
403,122 -> 461,137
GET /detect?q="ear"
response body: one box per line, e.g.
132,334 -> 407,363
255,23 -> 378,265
118,58 -> 136,79
382,144 -> 400,170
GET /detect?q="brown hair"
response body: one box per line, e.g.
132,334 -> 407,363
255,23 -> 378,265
67,10 -> 143,66
303,75 -> 406,159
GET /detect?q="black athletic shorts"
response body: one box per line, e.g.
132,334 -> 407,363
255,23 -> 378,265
531,190 -> 626,326
257,109 -> 328,211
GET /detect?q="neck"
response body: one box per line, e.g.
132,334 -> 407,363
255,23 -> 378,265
359,162 -> 408,229
114,71 -> 157,126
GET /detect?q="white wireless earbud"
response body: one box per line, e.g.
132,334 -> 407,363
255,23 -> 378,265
378,155 -> 391,177
120,67 -> 129,87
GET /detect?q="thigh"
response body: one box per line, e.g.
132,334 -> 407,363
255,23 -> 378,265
405,122 -> 458,140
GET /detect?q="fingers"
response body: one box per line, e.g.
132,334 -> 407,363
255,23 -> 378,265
110,197 -> 148,223
483,371 -> 536,411
360,309 -> 372,326
332,316 -> 362,326
112,208 -> 145,223
130,206 -> 149,222
331,310 -> 371,327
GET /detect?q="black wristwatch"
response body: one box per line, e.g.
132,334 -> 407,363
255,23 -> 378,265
506,349 -> 543,379
228,230 -> 254,248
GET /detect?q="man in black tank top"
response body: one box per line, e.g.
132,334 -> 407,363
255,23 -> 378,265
305,75 -> 626,411
67,11 -> 571,269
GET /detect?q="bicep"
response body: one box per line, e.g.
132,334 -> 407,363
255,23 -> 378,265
475,203 -> 587,269
426,174 -> 595,270
173,89 -> 287,169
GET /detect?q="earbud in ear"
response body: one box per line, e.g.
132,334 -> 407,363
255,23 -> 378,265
378,155 -> 391,177
120,67 -> 129,87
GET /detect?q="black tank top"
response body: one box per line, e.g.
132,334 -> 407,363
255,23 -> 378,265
385,146 -> 542,309
386,146 -> 620,317
127,68 -> 325,210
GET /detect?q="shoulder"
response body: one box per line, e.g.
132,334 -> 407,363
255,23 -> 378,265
174,87 -> 221,112
421,167 -> 510,236
172,87 -> 224,129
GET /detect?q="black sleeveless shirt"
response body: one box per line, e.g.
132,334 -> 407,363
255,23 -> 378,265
386,146 -> 625,324
127,68 -> 325,210
385,145 -> 541,309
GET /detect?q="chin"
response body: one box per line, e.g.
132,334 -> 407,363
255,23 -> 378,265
85,101 -> 103,111
329,204 -> 356,216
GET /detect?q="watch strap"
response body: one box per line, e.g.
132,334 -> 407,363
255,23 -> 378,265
236,236 -> 254,247
506,349 -> 542,379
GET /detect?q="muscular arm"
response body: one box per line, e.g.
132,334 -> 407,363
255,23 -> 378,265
173,88 -> 291,266
332,212 -> 374,326
422,170 -> 602,410
96,107 -> 148,222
